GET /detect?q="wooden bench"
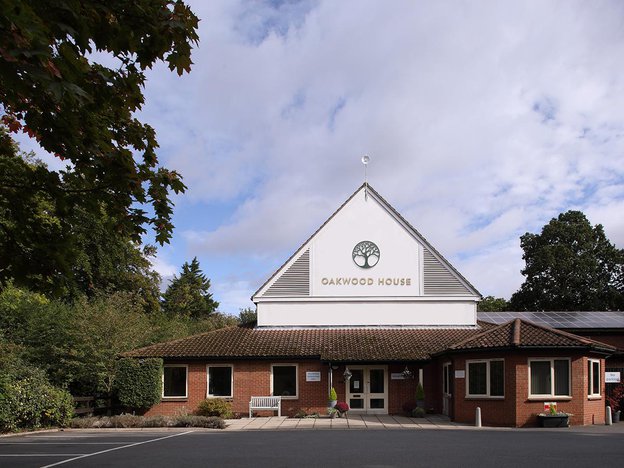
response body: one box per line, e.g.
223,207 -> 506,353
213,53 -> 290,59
249,396 -> 282,417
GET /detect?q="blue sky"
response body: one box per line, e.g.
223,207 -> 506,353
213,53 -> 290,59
16,0 -> 624,314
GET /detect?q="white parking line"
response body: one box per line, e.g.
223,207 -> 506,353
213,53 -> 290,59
39,431 -> 195,468
0,454 -> 85,457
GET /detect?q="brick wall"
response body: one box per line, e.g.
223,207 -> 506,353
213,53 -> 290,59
448,351 -> 607,427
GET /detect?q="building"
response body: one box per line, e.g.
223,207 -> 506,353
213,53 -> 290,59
125,184 -> 619,426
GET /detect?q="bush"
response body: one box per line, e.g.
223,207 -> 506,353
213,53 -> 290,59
115,358 -> 162,411
195,398 -> 233,418
70,414 -> 225,429
415,382 -> 425,401
335,401 -> 349,413
329,387 -> 337,401
0,351 -> 74,432
411,407 -> 426,418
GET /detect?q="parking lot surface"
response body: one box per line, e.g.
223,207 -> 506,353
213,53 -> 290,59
1,422 -> 623,468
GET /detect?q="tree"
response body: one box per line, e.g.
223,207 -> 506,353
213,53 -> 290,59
509,211 -> 624,311
0,0 -> 199,244
238,307 -> 257,325
477,296 -> 509,312
162,258 -> 219,319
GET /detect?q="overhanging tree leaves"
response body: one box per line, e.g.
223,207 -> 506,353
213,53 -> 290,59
509,211 -> 624,311
0,0 -> 199,244
162,258 -> 219,319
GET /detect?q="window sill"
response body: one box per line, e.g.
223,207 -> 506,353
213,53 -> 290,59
527,396 -> 572,401
161,397 -> 188,402
276,396 -> 298,400
588,395 -> 602,400
465,396 -> 505,400
206,396 -> 233,399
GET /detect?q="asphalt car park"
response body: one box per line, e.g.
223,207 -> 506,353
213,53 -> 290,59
1,424 -> 624,468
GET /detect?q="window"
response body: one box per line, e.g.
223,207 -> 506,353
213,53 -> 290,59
588,359 -> 601,397
443,362 -> 451,396
529,359 -> 570,398
207,365 -> 233,398
163,365 -> 187,398
271,364 -> 298,398
466,359 -> 504,397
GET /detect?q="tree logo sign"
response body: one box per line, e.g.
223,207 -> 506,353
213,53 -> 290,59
352,241 -> 380,269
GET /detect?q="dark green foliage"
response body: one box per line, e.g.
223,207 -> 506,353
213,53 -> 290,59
478,296 -> 510,312
162,258 -> 219,319
411,407 -> 426,418
238,307 -> 257,325
415,382 -> 425,401
510,211 -> 624,311
0,0 -> 198,245
195,399 -> 233,419
115,358 -> 163,410
0,342 -> 73,432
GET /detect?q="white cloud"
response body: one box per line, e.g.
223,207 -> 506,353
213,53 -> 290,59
136,0 -> 624,309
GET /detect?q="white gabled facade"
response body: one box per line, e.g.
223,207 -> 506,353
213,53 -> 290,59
253,184 -> 481,327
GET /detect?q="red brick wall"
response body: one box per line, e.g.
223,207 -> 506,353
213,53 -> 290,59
448,351 -> 607,427
146,360 -> 332,418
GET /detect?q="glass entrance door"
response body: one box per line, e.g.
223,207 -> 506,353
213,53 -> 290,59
346,366 -> 388,414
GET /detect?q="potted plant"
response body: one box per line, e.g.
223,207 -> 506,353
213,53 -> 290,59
335,401 -> 349,418
327,407 -> 338,419
328,387 -> 337,408
415,382 -> 425,409
537,403 -> 571,427
606,382 -> 624,423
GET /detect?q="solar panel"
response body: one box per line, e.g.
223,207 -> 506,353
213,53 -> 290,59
478,311 -> 624,329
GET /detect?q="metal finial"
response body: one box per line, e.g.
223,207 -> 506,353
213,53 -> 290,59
361,155 -> 370,200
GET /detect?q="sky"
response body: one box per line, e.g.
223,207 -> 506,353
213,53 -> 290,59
17,0 -> 624,315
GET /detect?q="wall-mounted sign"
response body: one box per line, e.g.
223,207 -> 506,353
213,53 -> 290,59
352,241 -> 380,269
454,370 -> 465,379
606,372 -> 621,383
306,371 -> 321,382
391,373 -> 405,380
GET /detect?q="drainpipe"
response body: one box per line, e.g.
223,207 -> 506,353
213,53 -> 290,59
328,363 -> 333,394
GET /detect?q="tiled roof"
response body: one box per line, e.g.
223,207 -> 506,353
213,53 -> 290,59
447,318 -> 616,352
122,323 -> 497,362
123,319 -> 615,362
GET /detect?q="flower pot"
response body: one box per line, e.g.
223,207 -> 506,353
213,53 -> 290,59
538,414 -> 569,428
329,400 -> 337,408
613,411 -> 621,423
416,399 -> 425,409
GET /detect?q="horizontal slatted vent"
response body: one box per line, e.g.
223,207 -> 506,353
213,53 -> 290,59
264,249 -> 310,296
423,248 -> 470,295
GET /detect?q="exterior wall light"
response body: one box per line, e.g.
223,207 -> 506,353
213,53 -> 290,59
343,368 -> 352,381
401,366 -> 414,379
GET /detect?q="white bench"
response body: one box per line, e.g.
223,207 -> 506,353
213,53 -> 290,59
249,396 -> 282,417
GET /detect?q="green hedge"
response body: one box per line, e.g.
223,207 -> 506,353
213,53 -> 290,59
115,358 -> 163,410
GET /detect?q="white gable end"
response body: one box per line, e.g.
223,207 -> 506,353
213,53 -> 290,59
254,185 -> 480,327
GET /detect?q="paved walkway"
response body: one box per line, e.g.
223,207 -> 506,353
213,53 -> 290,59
225,414 -> 477,430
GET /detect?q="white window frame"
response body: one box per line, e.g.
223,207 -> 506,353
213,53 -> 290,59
588,359 -> 601,398
465,359 -> 504,398
270,363 -> 298,399
443,362 -> 452,396
528,358 -> 571,399
162,364 -> 188,399
206,364 -> 234,398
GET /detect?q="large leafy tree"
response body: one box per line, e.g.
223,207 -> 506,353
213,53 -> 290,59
162,258 -> 219,319
1,128 -> 162,305
0,0 -> 198,244
509,211 -> 624,311
477,296 -> 509,312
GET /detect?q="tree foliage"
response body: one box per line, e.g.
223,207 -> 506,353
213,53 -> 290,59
509,211 -> 624,311
0,0 -> 199,244
162,258 -> 219,319
477,296 -> 509,312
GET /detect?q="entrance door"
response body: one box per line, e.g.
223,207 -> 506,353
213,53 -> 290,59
346,366 -> 388,414
442,362 -> 452,416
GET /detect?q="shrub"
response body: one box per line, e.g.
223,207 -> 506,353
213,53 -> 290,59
607,383 -> 624,413
0,355 -> 73,432
335,401 -> 349,413
195,399 -> 233,418
329,387 -> 337,401
174,415 -> 225,429
415,382 -> 425,401
69,415 -> 225,429
294,409 -> 308,418
115,358 -> 162,411
412,407 -> 426,418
